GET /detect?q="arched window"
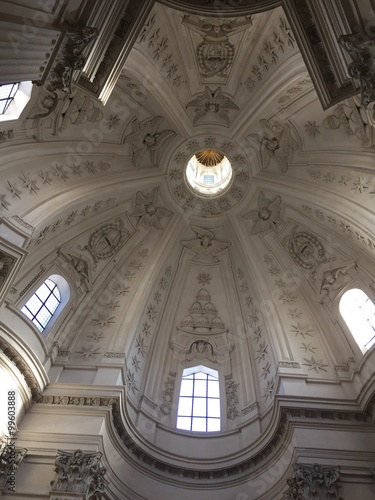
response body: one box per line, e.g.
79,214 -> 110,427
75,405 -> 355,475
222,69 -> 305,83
339,288 -> 375,352
0,81 -> 32,122
21,275 -> 70,334
176,365 -> 220,432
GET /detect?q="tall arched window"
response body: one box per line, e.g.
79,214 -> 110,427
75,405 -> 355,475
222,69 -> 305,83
0,81 -> 32,122
176,365 -> 220,432
21,275 -> 70,334
339,288 -> 375,352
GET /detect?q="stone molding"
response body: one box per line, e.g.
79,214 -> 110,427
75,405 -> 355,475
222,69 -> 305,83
34,393 -> 374,483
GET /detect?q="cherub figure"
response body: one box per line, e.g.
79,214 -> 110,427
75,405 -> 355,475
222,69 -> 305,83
125,116 -> 176,167
186,87 -> 239,126
181,225 -> 231,262
249,119 -> 298,172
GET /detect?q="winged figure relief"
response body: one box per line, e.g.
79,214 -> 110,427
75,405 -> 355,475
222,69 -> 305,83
125,116 -> 176,168
249,119 -> 298,172
181,225 -> 231,262
186,87 -> 239,126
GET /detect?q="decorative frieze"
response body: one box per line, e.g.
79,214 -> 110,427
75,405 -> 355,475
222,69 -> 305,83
160,371 -> 176,416
50,449 -> 107,498
225,375 -> 239,420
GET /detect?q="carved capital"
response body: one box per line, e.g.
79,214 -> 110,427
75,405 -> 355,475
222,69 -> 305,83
0,435 -> 27,490
282,462 -> 343,499
50,449 -> 108,498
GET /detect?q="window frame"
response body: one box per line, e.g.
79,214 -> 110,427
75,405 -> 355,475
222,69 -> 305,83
20,273 -> 70,337
339,287 -> 375,353
174,363 -> 227,433
0,81 -> 33,122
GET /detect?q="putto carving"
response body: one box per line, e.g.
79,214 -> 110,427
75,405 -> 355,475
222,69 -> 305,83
319,263 -> 356,303
79,218 -> 130,265
339,28 -> 375,106
182,16 -> 252,78
282,463 -> 343,499
0,435 -> 27,490
131,187 -> 172,230
181,225 -> 231,263
51,449 -> 108,498
243,191 -> 284,234
249,119 -> 298,172
180,289 -> 226,333
186,87 -> 239,126
185,340 -> 217,363
125,116 -> 176,168
58,250 -> 90,291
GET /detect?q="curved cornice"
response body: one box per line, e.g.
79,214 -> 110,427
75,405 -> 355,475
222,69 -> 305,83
158,0 -> 283,16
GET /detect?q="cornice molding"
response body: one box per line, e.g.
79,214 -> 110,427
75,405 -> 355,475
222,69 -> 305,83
34,391 -> 375,485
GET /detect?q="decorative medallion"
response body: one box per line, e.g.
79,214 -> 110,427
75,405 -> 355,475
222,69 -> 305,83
80,218 -> 129,264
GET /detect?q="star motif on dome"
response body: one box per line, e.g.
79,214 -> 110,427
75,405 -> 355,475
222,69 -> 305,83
147,304 -> 157,322
132,355 -> 141,372
173,152 -> 187,164
19,172 -> 39,194
323,172 -> 335,183
92,201 -> 103,212
261,362 -> 271,379
240,282 -> 249,294
287,309 -> 302,319
164,265 -> 172,276
340,221 -> 353,236
51,220 -> 61,232
51,163 -> 69,182
204,136 -> 216,147
123,271 -> 136,281
300,342 -> 318,354
6,181 -> 21,199
351,177 -> 370,194
112,284 -> 130,296
81,205 -> 91,216
245,295 -> 253,307
65,211 -> 77,225
338,175 -> 351,186
105,114 -> 120,130
304,121 -> 320,137
256,341 -> 268,363
174,184 -> 187,200
269,266 -> 281,276
70,164 -> 82,176
185,196 -> 196,208
279,293 -> 296,304
197,272 -> 211,285
38,169 -> 53,185
275,279 -> 286,289
237,170 -> 248,183
99,161 -> 111,171
87,332 -> 105,342
105,300 -> 120,311
92,314 -> 115,329
159,276 -> 168,290
262,378 -> 276,400
237,268 -> 245,280
77,344 -> 101,360
127,369 -> 138,394
169,168 -> 182,181
230,187 -> 243,200
201,201 -> 215,215
263,254 -> 273,264
186,140 -> 200,151
253,326 -> 262,343
135,336 -> 148,357
291,323 -> 313,338
248,310 -> 259,326
218,198 -> 231,211
142,322 -> 152,336
303,356 -> 328,373
221,141 -> 234,152
154,291 -> 162,304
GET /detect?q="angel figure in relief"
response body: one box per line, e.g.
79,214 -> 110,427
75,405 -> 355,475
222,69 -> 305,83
249,119 -> 298,172
181,225 -> 231,263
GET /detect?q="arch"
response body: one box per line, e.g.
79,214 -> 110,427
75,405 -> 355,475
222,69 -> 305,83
176,365 -> 220,432
21,274 -> 70,334
339,288 -> 375,353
